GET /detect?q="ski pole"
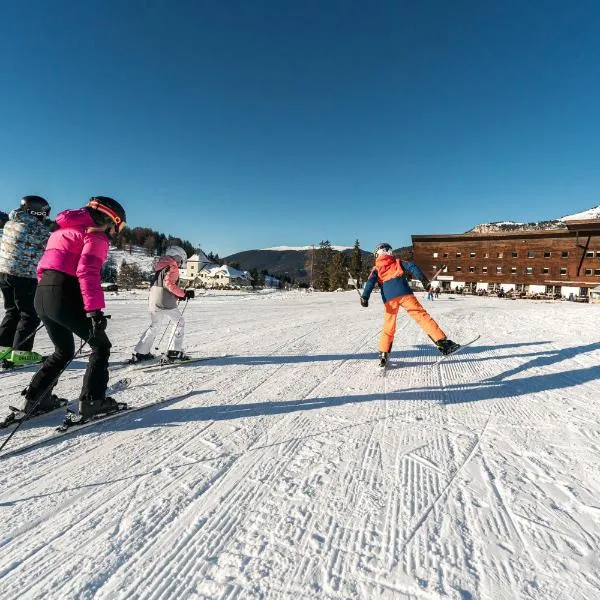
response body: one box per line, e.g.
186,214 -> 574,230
346,269 -> 362,297
163,298 -> 189,354
0,323 -> 46,362
0,340 -> 89,456
154,320 -> 172,351
431,264 -> 448,283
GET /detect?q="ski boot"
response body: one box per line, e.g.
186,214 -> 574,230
59,396 -> 126,430
2,391 -> 67,427
127,352 -> 155,364
165,350 -> 191,363
79,396 -> 124,420
7,350 -> 44,368
378,351 -> 389,368
436,338 -> 461,356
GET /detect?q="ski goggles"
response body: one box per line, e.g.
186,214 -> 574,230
87,199 -> 127,233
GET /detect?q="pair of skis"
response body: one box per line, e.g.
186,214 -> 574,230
0,354 -> 223,458
378,334 -> 481,375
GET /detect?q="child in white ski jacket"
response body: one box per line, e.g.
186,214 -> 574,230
132,246 -> 193,362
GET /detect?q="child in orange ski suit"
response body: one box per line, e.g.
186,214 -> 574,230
360,243 -> 458,360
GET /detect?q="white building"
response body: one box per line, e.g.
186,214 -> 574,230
181,254 -> 252,288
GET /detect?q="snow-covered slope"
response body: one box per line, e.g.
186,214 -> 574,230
1,294 -> 599,598
108,246 -> 155,273
468,204 -> 600,233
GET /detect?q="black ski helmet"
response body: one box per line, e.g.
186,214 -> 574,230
86,196 -> 127,233
21,195 -> 51,219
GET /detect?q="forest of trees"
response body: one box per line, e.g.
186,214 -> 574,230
308,240 -> 374,292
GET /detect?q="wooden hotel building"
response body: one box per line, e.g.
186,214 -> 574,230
412,219 -> 600,298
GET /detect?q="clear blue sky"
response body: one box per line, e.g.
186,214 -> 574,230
1,0 -> 599,256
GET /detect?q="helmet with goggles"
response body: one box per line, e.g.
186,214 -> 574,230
86,196 -> 127,235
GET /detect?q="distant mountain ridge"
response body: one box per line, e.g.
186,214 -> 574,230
223,244 -> 414,282
223,246 -> 371,282
467,204 -> 600,233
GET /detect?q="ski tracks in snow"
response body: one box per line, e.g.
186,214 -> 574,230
1,294 -> 600,599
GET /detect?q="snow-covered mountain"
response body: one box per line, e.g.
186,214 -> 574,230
468,204 -> 600,233
262,245 -> 354,252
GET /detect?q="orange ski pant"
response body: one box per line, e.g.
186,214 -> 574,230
379,295 -> 446,352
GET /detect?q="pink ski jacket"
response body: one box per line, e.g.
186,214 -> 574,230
37,209 -> 109,312
149,256 -> 186,310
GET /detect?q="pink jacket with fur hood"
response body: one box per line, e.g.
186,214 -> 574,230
37,209 -> 109,312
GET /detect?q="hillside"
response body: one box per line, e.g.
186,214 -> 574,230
467,203 -> 600,233
223,247 -> 373,282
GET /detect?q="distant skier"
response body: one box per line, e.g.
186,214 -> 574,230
130,245 -> 194,363
0,196 -> 52,368
360,243 -> 459,367
7,197 -> 127,423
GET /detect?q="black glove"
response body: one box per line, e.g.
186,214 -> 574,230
184,289 -> 194,299
86,310 -> 110,346
360,296 -> 369,308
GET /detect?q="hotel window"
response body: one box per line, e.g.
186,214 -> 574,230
484,252 -> 489,258
512,252 -> 518,258
443,252 -> 449,258
497,252 -> 503,258
560,267 -> 567,275
456,252 -> 462,257
561,251 -> 569,258
482,266 -> 488,273
595,270 -> 600,276
526,267 -> 533,275
433,252 -> 438,258
544,251 -> 551,258
596,251 -> 600,258
456,266 -> 462,272
496,266 -> 502,273
470,251 -> 476,257
527,251 -> 534,258
585,269 -> 593,275
542,267 -> 549,274
511,267 -> 517,274
586,251 -> 594,258
432,265 -> 437,272
469,266 -> 475,273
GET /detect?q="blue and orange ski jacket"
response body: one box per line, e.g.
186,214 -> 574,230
362,255 -> 430,303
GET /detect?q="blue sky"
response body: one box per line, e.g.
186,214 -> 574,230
1,1 -> 599,256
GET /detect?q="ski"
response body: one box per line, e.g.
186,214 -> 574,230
0,378 -> 134,459
1,359 -> 46,373
435,334 -> 481,364
141,354 -> 228,372
0,395 -> 178,460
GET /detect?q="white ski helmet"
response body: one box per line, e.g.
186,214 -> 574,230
165,245 -> 187,267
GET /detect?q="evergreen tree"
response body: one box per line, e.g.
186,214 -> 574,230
349,239 -> 363,286
101,255 -> 118,283
248,268 -> 259,288
313,240 -> 333,290
117,261 -> 144,289
328,251 -> 348,291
